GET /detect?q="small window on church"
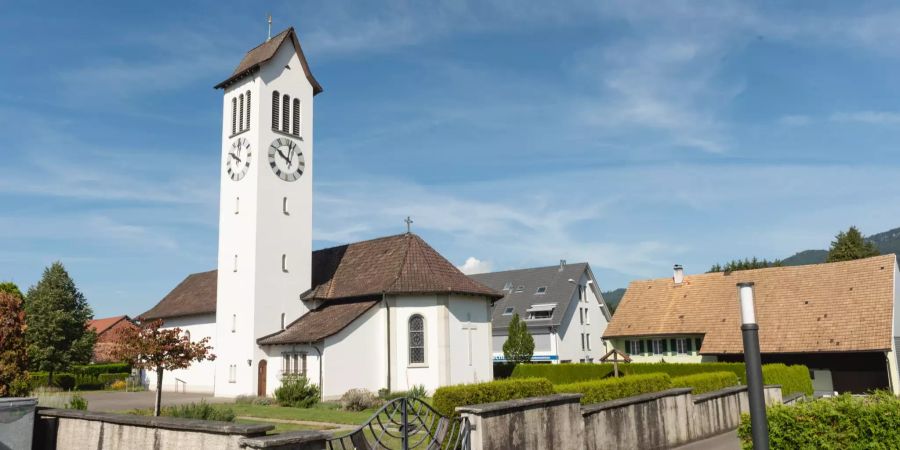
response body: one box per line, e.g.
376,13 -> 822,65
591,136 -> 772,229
272,91 -> 280,131
292,98 -> 300,136
281,313 -> 285,330
232,314 -> 236,332
233,254 -> 238,272
231,97 -> 237,135
282,94 -> 290,132
408,314 -> 425,365
235,197 -> 239,214
239,94 -> 244,132
282,254 -> 288,272
283,197 -> 289,215
228,365 -> 236,383
245,90 -> 251,131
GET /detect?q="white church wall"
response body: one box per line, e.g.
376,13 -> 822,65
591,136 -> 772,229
391,295 -> 442,393
321,304 -> 386,399
145,314 -> 217,394
262,343 -> 322,398
447,295 -> 493,385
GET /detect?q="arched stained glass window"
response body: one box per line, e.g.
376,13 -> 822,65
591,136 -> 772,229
409,314 -> 425,365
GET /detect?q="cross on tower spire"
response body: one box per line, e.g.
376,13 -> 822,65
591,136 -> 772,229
404,216 -> 414,234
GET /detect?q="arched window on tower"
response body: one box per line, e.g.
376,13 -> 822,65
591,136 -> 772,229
272,91 -> 280,131
245,90 -> 251,131
282,94 -> 290,132
292,98 -> 300,136
231,97 -> 237,135
238,94 -> 244,132
408,314 -> 426,365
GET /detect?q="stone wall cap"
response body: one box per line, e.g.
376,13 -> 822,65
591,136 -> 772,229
783,392 -> 806,404
38,408 -> 273,436
455,394 -> 582,415
0,397 -> 37,408
581,388 -> 693,415
240,430 -> 331,448
692,386 -> 747,403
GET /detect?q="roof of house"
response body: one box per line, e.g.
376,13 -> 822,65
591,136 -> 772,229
214,27 -> 323,94
469,262 -> 591,330
603,254 -> 898,354
87,315 -> 134,335
141,233 -> 500,321
257,299 -> 379,345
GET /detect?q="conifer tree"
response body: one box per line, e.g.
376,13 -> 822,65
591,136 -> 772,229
503,313 -> 535,364
25,262 -> 96,385
827,226 -> 879,263
0,287 -> 29,396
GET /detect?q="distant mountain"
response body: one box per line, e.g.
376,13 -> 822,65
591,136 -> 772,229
782,226 -> 900,266
601,288 -> 626,314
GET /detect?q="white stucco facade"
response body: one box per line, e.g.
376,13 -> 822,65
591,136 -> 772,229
145,314 -> 217,393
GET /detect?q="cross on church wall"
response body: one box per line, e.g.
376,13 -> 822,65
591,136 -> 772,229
462,313 -> 478,366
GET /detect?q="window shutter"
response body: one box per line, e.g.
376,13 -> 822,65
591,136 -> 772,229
687,338 -> 694,353
246,91 -> 251,130
292,98 -> 300,136
695,338 -> 702,352
282,94 -> 290,131
625,340 -> 631,353
661,339 -> 668,353
639,340 -> 645,354
231,97 -> 237,135
272,91 -> 280,130
670,339 -> 677,353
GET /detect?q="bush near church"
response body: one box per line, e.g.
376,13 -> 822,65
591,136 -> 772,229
554,373 -> 672,404
738,392 -> 900,449
432,378 -> 554,418
761,363 -> 813,397
671,372 -> 740,395
511,363 -> 614,384
274,374 -> 320,408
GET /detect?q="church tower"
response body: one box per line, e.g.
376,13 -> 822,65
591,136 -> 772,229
213,28 -> 323,397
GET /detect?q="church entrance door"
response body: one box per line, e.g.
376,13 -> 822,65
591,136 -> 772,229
258,360 -> 267,396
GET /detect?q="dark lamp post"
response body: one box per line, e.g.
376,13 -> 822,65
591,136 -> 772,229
737,282 -> 769,450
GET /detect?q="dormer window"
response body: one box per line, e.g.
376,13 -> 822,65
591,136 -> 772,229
502,307 -> 514,315
514,285 -> 525,293
502,282 -> 513,292
526,303 -> 556,320
535,286 -> 547,295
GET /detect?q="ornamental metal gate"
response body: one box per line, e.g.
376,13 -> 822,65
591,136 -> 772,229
326,397 -> 470,450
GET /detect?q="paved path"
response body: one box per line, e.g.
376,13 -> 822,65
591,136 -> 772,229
80,391 -> 232,412
673,431 -> 741,450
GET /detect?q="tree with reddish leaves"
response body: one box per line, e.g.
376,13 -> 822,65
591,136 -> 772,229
0,290 -> 29,396
113,319 -> 214,416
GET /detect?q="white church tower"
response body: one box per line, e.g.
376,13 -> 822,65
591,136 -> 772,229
213,28 -> 323,397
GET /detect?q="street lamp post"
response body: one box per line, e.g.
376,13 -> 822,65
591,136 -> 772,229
737,282 -> 769,450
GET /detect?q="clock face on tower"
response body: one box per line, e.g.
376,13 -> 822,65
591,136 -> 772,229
267,137 -> 305,182
226,137 -> 252,181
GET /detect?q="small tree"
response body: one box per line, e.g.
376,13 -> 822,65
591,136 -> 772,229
827,226 -> 879,263
503,313 -> 535,364
113,319 -> 214,416
25,262 -> 96,385
0,291 -> 29,396
708,257 -> 783,273
0,282 -> 24,301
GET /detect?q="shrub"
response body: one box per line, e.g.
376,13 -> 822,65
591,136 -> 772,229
235,395 -> 257,405
340,389 -> 383,411
54,373 -> 76,390
622,363 -> 747,384
432,377 -> 554,418
162,400 -> 235,422
99,372 -> 130,385
761,363 -> 813,396
67,394 -> 88,410
274,374 -> 320,408
75,374 -> 103,390
555,373 -> 672,404
738,392 -> 900,449
408,384 -> 428,399
252,396 -> 273,406
493,362 -> 517,379
28,372 -> 49,389
671,371 -> 740,394
72,363 -> 131,376
378,384 -> 429,401
511,363 -> 614,384
109,380 -> 127,391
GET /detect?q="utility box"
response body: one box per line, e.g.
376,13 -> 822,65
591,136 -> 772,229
0,397 -> 37,450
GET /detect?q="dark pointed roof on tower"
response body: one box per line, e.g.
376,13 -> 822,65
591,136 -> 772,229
214,27 -> 323,94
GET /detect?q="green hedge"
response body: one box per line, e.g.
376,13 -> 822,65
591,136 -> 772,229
432,378 -> 554,418
492,362 -> 517,380
71,363 -> 131,376
554,373 -> 672,404
621,362 -> 748,384
511,363 -> 614,384
738,392 -> 900,449
29,372 -> 76,390
99,373 -> 130,384
671,371 -> 740,394
761,363 -> 813,396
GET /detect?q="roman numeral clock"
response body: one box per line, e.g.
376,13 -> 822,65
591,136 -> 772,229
226,137 -> 252,181
268,137 -> 305,182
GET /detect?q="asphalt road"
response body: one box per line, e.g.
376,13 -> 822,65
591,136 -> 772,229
673,431 -> 741,450
79,390 -> 232,412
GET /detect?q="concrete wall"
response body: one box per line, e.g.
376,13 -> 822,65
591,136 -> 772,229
458,394 -> 584,450
35,408 -> 328,450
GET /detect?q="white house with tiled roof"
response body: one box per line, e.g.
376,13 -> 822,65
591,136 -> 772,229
140,27 -> 500,399
604,255 -> 900,395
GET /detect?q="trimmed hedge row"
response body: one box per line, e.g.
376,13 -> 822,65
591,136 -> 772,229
511,363 -> 614,384
671,371 -> 740,395
555,373 -> 672,404
71,363 -> 131,376
432,378 -> 554,418
621,362 -> 748,384
738,392 -> 900,449
761,363 -> 813,396
29,371 -> 130,390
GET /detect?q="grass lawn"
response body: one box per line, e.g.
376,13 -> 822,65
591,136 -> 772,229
218,402 -> 377,425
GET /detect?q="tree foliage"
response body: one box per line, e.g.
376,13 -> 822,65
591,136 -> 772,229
113,319 -> 214,416
0,282 -> 24,301
708,257 -> 783,273
0,291 -> 29,396
24,262 -> 96,383
827,226 -> 880,263
503,313 -> 535,364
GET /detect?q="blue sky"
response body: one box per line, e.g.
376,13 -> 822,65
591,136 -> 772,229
4,1 -> 900,318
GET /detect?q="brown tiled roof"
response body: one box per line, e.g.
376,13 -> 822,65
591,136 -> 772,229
303,233 -> 503,301
257,300 -> 379,345
604,255 -> 897,354
88,315 -> 134,336
214,27 -> 323,94
140,270 -> 217,320
141,233 -> 500,321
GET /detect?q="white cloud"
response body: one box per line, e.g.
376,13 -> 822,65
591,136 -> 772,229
457,257 -> 492,275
